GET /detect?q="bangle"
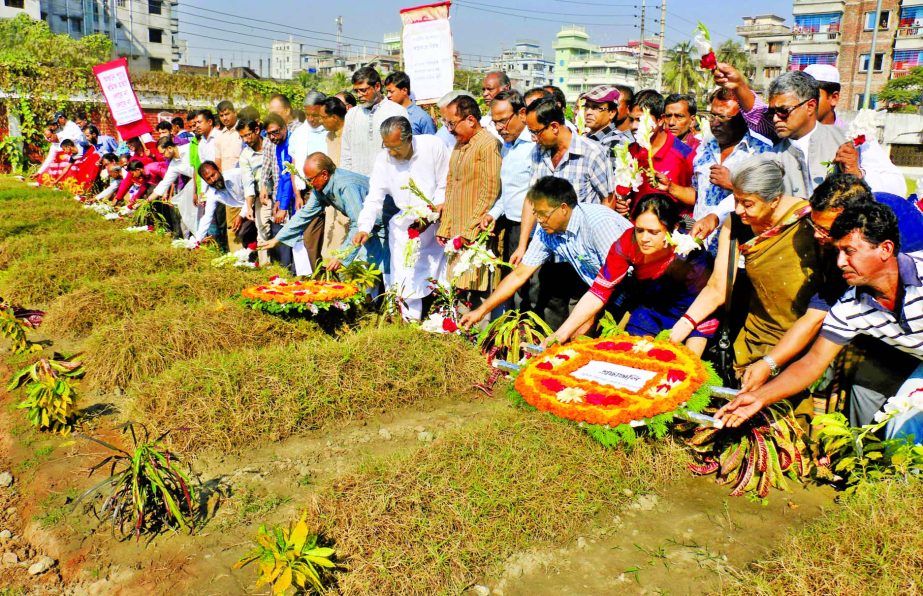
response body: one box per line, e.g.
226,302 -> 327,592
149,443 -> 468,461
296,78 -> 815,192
681,313 -> 698,329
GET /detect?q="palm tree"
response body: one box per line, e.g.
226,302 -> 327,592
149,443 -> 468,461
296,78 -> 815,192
716,40 -> 752,79
662,41 -> 703,95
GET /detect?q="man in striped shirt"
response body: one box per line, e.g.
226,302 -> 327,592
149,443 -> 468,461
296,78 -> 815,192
717,202 -> 923,436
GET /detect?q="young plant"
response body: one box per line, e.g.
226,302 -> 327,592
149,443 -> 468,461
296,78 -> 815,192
474,309 -> 552,395
129,198 -> 169,231
234,510 -> 336,594
813,411 -> 923,493
337,258 -> 382,292
0,305 -> 43,354
684,401 -> 812,498
73,422 -> 198,540
8,354 -> 83,434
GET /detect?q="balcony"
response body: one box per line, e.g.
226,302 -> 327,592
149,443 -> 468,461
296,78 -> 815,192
897,25 -> 923,38
791,26 -> 840,42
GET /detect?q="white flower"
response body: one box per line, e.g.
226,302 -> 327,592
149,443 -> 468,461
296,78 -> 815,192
124,226 -> 151,233
633,339 -> 654,353
636,108 -> 656,152
270,276 -> 288,286
556,387 -> 586,404
171,238 -> 198,249
668,231 -> 702,257
333,301 -> 349,311
403,236 -> 421,268
847,109 -> 879,142
103,212 -> 120,220
693,30 -> 712,57
613,143 -> 644,193
419,312 -> 448,333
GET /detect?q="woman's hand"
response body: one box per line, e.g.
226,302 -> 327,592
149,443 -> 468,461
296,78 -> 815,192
668,318 -> 693,345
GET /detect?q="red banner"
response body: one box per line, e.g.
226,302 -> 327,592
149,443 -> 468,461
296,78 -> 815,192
92,58 -> 152,140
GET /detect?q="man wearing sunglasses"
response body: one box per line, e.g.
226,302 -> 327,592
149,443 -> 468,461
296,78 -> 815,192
714,65 -> 905,198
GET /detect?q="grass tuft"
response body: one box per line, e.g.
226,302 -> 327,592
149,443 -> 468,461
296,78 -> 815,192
82,299 -> 319,391
312,405 -> 690,594
129,326 -> 489,454
728,478 -> 923,595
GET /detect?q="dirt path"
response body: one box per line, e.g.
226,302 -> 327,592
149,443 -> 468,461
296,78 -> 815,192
491,475 -> 837,595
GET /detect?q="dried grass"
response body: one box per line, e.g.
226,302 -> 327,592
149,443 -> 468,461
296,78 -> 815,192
311,406 -> 690,595
728,478 -> 923,595
82,299 -> 319,392
129,326 -> 490,454
43,266 -> 282,338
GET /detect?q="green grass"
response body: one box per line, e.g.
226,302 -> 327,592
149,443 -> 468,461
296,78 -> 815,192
215,487 -> 295,531
729,478 -> 923,595
82,299 -> 320,392
311,404 -> 691,594
33,487 -> 79,529
129,325 -> 489,454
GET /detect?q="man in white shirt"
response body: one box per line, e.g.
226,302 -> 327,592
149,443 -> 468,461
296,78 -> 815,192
288,90 -> 331,265
196,161 -> 251,251
341,67 -> 408,177
148,136 -> 196,237
479,71 -> 510,142
353,116 -> 450,321
52,111 -> 85,150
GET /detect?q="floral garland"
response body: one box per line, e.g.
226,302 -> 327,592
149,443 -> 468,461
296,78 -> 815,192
240,276 -> 363,315
443,229 -> 509,282
510,331 -> 718,447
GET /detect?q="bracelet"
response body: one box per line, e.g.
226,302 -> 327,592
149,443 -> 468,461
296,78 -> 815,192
762,355 -> 781,376
681,313 -> 698,329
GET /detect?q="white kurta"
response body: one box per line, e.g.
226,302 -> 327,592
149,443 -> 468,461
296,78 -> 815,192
341,98 -> 408,176
289,124 -> 328,192
358,134 -> 449,299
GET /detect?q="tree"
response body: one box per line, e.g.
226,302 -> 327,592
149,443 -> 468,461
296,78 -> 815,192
0,14 -> 111,69
454,69 -> 483,98
663,41 -> 703,95
878,66 -> 923,112
716,40 -> 752,79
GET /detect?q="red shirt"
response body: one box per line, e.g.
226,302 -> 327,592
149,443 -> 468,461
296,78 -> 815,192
589,228 -> 678,303
628,131 -> 695,216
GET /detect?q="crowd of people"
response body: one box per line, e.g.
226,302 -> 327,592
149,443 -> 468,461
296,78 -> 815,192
31,61 -> 923,438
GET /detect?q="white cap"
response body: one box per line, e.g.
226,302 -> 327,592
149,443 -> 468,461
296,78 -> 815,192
804,64 -> 840,85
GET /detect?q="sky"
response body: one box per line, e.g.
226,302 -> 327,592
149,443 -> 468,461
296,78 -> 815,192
177,0 -> 793,74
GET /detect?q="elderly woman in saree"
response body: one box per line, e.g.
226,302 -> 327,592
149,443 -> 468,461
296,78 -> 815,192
669,155 -> 823,376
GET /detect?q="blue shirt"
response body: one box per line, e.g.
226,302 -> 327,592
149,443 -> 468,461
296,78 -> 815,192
489,128 -> 534,223
275,135 -> 296,213
407,102 -> 436,135
435,125 -> 456,149
877,193 -> 923,253
90,135 -> 118,155
521,203 -> 632,285
275,168 -> 386,267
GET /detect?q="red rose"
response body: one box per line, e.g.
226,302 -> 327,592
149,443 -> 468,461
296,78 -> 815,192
540,378 -> 566,392
442,318 -> 458,333
556,353 -> 571,361
616,185 -> 631,196
269,276 -> 280,281
536,361 -> 554,370
452,236 -> 465,251
666,369 -> 687,383
595,341 -> 632,351
408,227 -> 421,239
648,348 -> 677,362
247,242 -> 258,250
146,225 -> 154,231
700,51 -> 717,70
854,134 -> 866,147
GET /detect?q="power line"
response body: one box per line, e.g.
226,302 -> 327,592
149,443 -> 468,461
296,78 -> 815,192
458,0 -> 635,17
453,1 -> 636,26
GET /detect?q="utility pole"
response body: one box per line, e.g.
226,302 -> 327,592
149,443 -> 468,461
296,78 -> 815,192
638,0 -> 646,87
656,0 -> 666,90
336,16 -> 344,59
863,0 -> 884,108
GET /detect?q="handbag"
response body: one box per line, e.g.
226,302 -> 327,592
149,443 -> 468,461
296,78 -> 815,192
704,232 -> 740,389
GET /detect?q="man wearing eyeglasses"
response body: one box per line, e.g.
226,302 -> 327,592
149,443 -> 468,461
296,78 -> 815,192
459,176 -> 631,331
341,66 -> 408,178
689,87 -> 773,247
581,85 -> 633,157
714,65 -> 905,198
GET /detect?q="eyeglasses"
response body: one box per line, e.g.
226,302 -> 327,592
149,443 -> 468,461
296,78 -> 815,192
304,171 -> 326,185
528,124 -> 550,138
446,118 -> 469,132
708,112 -> 735,123
533,203 -> 562,223
491,113 -> 516,130
807,216 -> 831,239
583,104 -> 609,112
766,98 -> 811,120
265,127 -> 283,138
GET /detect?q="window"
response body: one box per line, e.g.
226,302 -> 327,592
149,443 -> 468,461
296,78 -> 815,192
117,0 -> 126,7
750,43 -> 758,54
149,28 -> 163,43
763,66 -> 781,79
794,13 -> 841,33
69,17 -> 82,36
890,144 -> 923,167
864,10 -> 890,31
150,58 -> 165,71
4,1 -> 26,9
854,94 -> 878,110
768,42 -> 783,54
148,1 -> 162,15
893,49 -> 923,72
788,53 -> 837,70
860,52 -> 886,72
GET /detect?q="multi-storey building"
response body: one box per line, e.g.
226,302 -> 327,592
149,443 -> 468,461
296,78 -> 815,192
271,38 -> 302,80
39,0 -> 179,72
737,14 -> 792,94
553,25 -> 641,103
490,40 -> 555,90
1,0 -> 40,20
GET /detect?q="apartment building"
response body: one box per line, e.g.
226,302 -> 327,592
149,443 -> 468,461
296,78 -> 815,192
552,25 -> 641,103
1,0 -> 40,20
737,14 -> 792,94
490,40 -> 555,90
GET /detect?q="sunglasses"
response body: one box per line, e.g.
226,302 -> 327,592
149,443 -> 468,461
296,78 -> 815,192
766,98 -> 811,120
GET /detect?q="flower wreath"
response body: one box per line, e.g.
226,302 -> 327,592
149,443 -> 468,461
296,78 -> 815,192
510,331 -> 720,447
240,276 -> 364,315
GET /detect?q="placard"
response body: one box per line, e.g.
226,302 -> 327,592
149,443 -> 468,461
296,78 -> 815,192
570,361 -> 658,393
400,2 -> 454,104
92,58 -> 152,140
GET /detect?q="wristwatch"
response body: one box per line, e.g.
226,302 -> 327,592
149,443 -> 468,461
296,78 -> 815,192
761,355 -> 780,376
